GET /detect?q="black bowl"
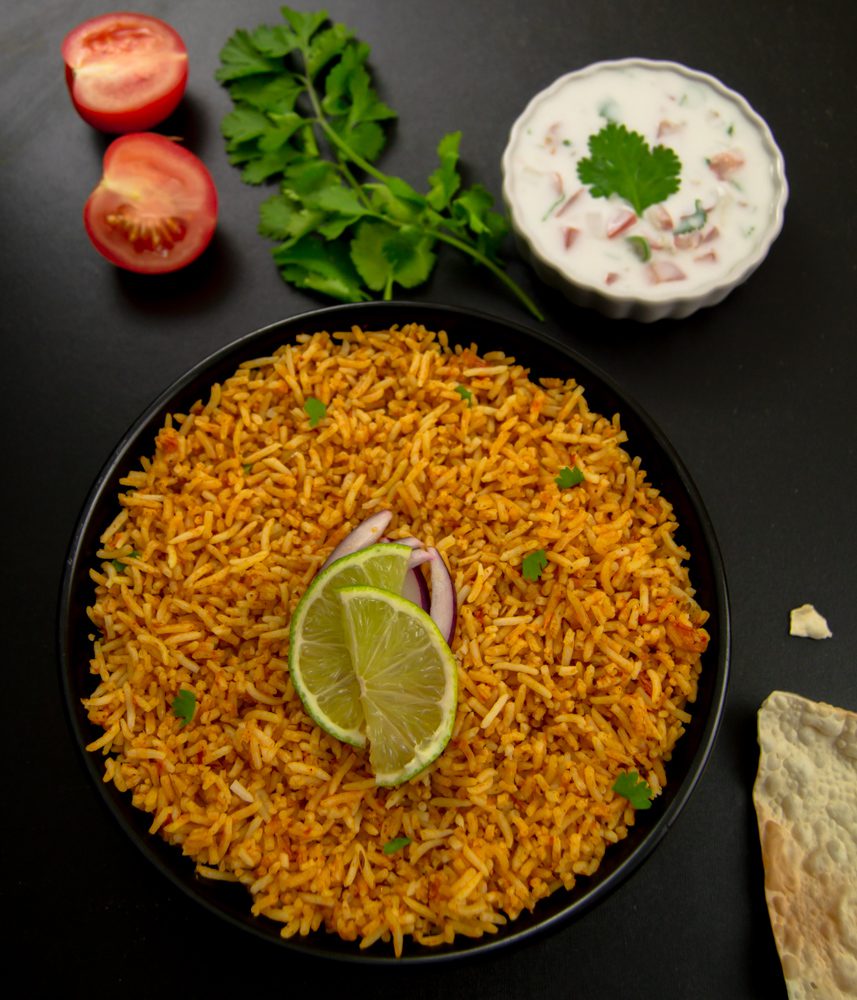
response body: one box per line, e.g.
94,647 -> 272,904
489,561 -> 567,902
58,301 -> 730,964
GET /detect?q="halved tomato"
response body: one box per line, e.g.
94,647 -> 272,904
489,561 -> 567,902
84,133 -> 218,274
62,13 -> 188,133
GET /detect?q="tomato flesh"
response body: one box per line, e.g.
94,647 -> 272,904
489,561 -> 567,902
62,13 -> 188,133
84,133 -> 218,274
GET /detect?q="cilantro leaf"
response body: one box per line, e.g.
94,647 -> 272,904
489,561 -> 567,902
612,771 -> 655,810
250,23 -> 299,59
555,465 -> 584,488
260,194 -> 325,243
307,24 -> 354,79
242,155 -> 293,185
455,384 -> 473,407
172,689 -> 196,728
304,183 -> 369,237
577,123 -> 681,216
674,199 -> 707,234
216,30 -> 283,82
450,184 -> 510,261
522,549 -> 548,582
273,234 -> 369,301
427,132 -> 462,211
366,178 -> 426,225
382,836 -> 411,855
221,107 -> 274,144
258,114 -> 306,153
216,8 -> 543,320
304,396 -> 327,427
351,220 -> 435,295
111,550 -> 139,571
323,44 -> 395,128
322,41 -> 372,115
226,74 -> 303,113
329,118 -> 387,163
280,7 -> 328,49
381,230 -> 435,285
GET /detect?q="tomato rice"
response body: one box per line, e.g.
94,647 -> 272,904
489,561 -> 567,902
83,323 -> 709,955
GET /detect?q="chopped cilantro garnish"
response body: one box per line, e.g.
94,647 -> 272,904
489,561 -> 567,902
522,549 -> 548,582
625,235 -> 651,262
172,689 -> 196,728
555,465 -> 585,488
216,8 -> 542,319
612,771 -> 654,810
382,836 -> 411,855
577,122 -> 681,217
455,385 -> 474,407
674,199 -> 707,234
111,551 -> 139,571
541,194 -> 564,220
243,463 -> 253,474
304,396 -> 327,427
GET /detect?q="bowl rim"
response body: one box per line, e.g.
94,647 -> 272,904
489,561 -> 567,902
501,56 -> 789,311
57,299 -> 731,964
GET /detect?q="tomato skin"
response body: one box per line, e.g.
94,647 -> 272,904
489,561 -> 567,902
62,13 -> 188,133
84,133 -> 218,275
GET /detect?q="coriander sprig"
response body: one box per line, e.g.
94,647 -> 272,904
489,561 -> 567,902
522,549 -> 548,582
217,7 -> 543,319
172,688 -> 196,728
577,122 -> 681,217
612,770 -> 655,810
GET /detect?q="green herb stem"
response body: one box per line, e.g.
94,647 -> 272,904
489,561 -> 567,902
302,69 -> 390,192
319,113 -> 388,184
321,107 -> 544,318
428,227 -> 544,321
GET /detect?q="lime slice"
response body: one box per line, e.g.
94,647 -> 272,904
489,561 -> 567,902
288,543 -> 411,746
338,585 -> 458,787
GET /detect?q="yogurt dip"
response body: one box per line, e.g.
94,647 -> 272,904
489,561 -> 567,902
502,60 -> 788,319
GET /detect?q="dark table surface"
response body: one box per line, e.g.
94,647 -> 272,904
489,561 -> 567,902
3,1 -> 855,996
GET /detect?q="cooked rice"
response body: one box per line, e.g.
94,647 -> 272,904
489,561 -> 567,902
83,323 -> 709,955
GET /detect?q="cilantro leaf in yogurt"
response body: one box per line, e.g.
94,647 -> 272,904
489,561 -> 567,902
577,122 -> 681,216
674,199 -> 707,234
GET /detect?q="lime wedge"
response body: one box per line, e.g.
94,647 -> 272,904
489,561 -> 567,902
338,585 -> 458,787
288,543 -> 411,746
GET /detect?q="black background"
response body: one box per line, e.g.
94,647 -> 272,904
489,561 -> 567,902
3,1 -> 855,997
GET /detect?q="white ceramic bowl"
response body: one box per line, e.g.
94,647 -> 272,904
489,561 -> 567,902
502,58 -> 789,322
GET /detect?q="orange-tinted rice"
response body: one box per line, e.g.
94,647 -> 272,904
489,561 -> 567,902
83,323 -> 709,955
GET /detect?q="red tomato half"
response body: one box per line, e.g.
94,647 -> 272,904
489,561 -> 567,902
62,13 -> 188,133
84,133 -> 218,274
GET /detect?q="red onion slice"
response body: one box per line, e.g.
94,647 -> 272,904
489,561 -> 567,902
393,536 -> 423,549
317,517 -> 457,645
407,548 -> 434,569
401,567 -> 430,611
427,547 -> 457,645
321,511 -> 393,569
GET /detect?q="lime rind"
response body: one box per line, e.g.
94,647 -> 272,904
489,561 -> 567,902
288,543 -> 412,747
338,585 -> 458,787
